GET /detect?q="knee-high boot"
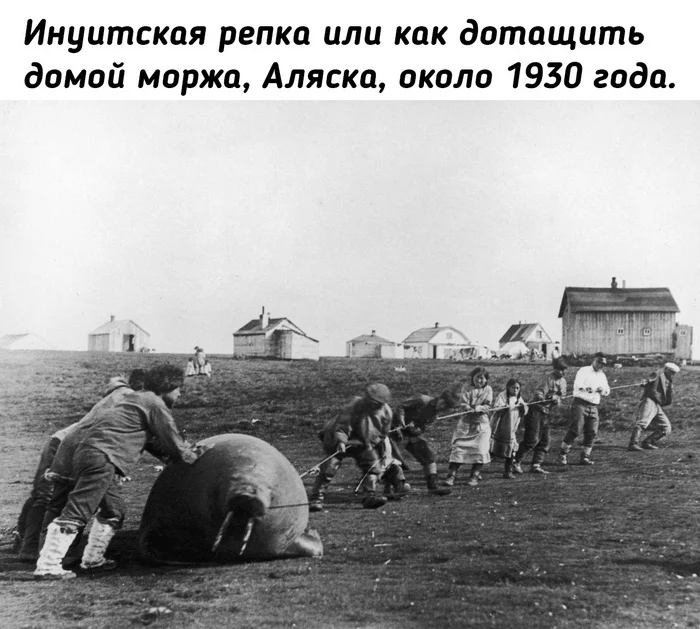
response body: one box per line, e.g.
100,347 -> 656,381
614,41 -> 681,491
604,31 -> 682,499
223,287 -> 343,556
80,520 -> 118,572
308,475 -> 331,512
18,503 -> 46,562
628,426 -> 644,451
33,522 -> 78,580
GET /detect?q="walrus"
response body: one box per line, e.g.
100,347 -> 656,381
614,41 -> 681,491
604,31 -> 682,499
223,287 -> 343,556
137,433 -> 323,563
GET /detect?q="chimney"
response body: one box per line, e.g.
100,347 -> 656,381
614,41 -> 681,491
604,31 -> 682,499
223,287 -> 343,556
110,315 -> 115,322
611,277 -> 618,289
435,322 -> 439,328
622,279 -> 626,288
260,306 -> 269,328
371,330 -> 376,336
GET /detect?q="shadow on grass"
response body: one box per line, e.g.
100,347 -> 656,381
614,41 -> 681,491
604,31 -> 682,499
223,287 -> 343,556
615,556 -> 700,577
0,526 -> 322,583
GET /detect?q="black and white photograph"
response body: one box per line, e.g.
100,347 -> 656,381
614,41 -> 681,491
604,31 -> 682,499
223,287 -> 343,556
1,0 -> 700,625
1,99 -> 699,629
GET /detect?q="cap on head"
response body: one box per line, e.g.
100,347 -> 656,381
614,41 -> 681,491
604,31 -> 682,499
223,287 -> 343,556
552,357 -> 568,371
594,352 -> 607,365
664,362 -> 680,373
365,383 -> 391,405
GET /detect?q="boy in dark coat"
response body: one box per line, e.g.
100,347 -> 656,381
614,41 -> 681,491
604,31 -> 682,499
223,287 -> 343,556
392,391 -> 457,495
308,383 -> 398,511
513,358 -> 568,474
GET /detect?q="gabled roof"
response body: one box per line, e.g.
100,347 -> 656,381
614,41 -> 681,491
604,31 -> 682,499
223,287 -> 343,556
234,317 -> 317,342
558,287 -> 679,318
235,317 -> 287,335
403,326 -> 469,344
348,333 -> 396,345
499,323 -> 539,345
89,319 -> 149,335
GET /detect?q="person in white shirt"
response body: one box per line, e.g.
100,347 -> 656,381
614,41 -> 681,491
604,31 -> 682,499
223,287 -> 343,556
557,352 -> 610,466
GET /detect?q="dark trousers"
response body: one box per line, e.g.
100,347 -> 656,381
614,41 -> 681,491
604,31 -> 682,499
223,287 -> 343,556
405,436 -> 437,467
515,409 -> 550,466
318,443 -> 383,480
563,399 -> 599,449
17,436 -> 61,555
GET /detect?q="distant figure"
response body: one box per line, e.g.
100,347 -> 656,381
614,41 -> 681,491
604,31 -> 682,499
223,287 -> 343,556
628,362 -> 680,452
194,346 -> 206,375
185,358 -> 197,377
552,344 -> 562,360
201,360 -> 212,378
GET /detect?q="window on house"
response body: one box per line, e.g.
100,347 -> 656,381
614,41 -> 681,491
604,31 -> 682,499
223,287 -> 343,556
680,330 -> 687,336
536,331 -> 542,339
446,332 -> 452,340
642,328 -> 651,336
617,328 -> 624,335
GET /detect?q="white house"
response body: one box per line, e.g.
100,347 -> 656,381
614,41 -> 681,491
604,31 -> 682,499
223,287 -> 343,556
499,323 -> 554,358
346,330 -> 404,359
233,307 -> 319,361
403,323 -> 471,360
88,316 -> 150,352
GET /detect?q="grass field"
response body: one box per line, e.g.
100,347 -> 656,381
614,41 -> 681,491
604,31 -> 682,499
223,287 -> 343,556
1,351 -> 700,629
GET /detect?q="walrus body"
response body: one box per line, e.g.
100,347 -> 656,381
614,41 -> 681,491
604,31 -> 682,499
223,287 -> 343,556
137,433 -> 322,563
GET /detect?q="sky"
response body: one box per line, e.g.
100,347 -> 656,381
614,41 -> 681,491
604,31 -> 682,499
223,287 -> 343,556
0,100 -> 698,356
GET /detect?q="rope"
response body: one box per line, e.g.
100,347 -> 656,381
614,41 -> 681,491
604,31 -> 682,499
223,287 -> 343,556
299,449 -> 343,478
268,501 -> 312,510
296,382 -> 649,499
354,458 -> 383,494
428,381 -> 645,423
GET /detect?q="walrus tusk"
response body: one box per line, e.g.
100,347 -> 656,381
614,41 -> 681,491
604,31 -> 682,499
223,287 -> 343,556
211,513 -> 255,555
211,512 -> 233,552
237,519 -> 254,556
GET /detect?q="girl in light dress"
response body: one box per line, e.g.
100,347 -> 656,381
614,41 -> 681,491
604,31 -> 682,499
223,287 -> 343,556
444,367 -> 493,488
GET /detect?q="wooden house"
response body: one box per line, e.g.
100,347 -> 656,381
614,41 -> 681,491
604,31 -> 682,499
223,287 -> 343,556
233,307 -> 319,361
499,323 -> 554,358
346,330 -> 404,359
403,323 -> 471,360
558,279 -> 680,356
0,333 -> 53,351
88,316 -> 150,352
